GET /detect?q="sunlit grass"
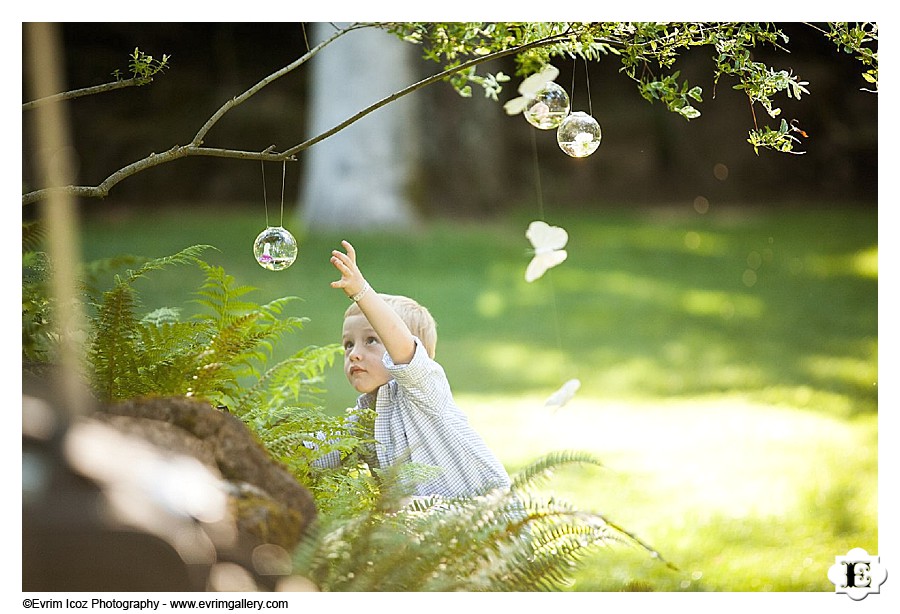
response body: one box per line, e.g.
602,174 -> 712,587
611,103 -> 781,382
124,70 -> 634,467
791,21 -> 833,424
804,245 -> 879,279
78,203 -> 878,591
462,392 -> 878,591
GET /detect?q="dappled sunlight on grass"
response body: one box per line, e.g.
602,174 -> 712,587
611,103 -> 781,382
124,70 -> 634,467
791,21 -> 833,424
679,229 -> 732,257
583,346 -> 769,398
474,289 -> 507,318
544,267 -> 766,323
679,288 -> 764,320
801,352 -> 878,392
802,245 -> 878,279
473,342 -> 570,388
461,391 -> 877,591
755,385 -> 864,417
853,245 -> 878,278
577,217 -> 733,259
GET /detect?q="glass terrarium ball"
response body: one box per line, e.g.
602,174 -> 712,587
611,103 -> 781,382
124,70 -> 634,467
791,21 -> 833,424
523,82 -> 570,130
253,226 -> 298,271
556,111 -> 602,158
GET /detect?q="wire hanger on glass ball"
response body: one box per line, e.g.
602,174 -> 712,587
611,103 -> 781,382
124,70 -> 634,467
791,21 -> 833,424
557,57 -> 602,158
254,160 -> 298,271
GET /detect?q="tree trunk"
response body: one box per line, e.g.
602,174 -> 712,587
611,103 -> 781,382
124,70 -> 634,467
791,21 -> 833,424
299,23 -> 419,231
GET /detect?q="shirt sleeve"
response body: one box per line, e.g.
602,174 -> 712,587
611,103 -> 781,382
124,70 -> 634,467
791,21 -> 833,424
382,337 -> 453,417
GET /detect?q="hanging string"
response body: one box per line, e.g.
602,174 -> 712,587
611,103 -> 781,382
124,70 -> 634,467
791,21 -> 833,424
570,58 -> 577,109
530,128 -> 566,383
280,159 -> 286,227
261,160 -> 269,228
530,128 -> 545,221
570,57 -> 594,115
584,57 -> 593,116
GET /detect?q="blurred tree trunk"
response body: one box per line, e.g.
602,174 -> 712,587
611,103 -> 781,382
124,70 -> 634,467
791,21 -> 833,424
298,23 -> 420,231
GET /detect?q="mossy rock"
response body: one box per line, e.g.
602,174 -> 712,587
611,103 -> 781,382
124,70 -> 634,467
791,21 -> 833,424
97,395 -> 317,551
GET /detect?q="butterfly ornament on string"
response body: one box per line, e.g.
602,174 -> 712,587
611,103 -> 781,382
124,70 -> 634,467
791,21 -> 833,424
545,378 -> 581,410
525,220 -> 569,283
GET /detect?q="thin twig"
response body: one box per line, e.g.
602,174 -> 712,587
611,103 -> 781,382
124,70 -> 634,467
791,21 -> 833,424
748,96 -> 759,130
22,77 -> 148,111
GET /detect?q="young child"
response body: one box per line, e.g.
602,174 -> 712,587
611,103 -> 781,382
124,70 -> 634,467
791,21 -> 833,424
316,240 -> 511,498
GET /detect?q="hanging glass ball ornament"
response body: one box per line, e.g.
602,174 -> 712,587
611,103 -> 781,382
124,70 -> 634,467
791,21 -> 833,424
557,111 -> 602,158
253,226 -> 298,271
523,82 -> 570,130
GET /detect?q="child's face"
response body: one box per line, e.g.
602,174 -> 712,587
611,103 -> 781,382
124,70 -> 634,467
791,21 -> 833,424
341,314 -> 392,394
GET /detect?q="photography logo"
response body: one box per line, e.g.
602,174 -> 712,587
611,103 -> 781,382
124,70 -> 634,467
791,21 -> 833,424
827,548 -> 887,600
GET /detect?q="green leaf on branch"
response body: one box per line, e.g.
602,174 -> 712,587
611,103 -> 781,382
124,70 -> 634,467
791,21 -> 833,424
114,47 -> 170,84
747,118 -> 806,155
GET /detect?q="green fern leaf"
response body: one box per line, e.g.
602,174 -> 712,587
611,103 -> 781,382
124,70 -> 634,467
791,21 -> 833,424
511,449 -> 604,492
90,278 -> 142,400
125,244 -> 216,284
22,221 -> 47,254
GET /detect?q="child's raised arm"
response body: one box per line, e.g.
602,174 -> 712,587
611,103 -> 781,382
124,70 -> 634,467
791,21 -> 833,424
330,240 -> 416,365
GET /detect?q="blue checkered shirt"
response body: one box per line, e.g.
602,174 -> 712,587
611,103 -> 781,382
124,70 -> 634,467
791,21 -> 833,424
314,338 -> 511,497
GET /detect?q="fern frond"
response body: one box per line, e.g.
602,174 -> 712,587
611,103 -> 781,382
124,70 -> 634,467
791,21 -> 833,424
259,296 -> 303,317
577,510 -> 679,571
511,449 -> 604,492
22,221 -> 46,253
140,307 -> 182,325
193,289 -> 260,322
90,278 -> 142,400
125,244 -> 216,284
181,261 -> 309,405
132,319 -> 209,396
233,344 -> 343,414
291,451 -> 674,592
22,249 -> 54,364
191,260 -> 259,326
81,254 -> 149,304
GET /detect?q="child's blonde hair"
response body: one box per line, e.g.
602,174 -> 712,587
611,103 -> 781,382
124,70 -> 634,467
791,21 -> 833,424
344,294 -> 437,358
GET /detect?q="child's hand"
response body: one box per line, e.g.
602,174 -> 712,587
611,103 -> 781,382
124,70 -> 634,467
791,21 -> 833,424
331,240 -> 415,364
330,240 -> 368,299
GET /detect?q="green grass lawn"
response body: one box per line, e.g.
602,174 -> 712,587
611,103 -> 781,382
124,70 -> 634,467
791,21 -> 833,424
79,201 -> 878,591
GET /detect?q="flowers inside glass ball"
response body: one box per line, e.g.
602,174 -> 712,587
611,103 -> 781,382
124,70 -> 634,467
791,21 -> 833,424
523,82 -> 571,130
253,226 -> 298,271
557,111 -> 602,158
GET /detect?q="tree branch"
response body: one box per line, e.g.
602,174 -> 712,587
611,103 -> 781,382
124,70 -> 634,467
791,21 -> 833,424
22,23 -> 363,206
21,144 -> 294,206
22,77 -> 148,111
20,23 -> 582,207
191,23 -> 367,146
281,29 -> 576,157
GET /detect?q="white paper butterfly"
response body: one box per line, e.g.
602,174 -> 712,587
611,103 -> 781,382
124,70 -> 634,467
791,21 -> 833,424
545,378 -> 581,409
525,220 -> 569,282
503,64 -> 561,116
